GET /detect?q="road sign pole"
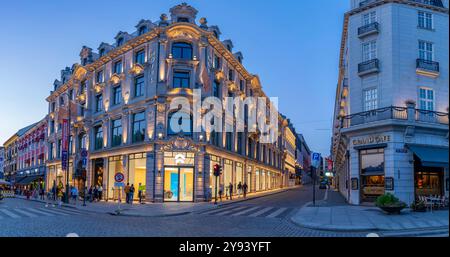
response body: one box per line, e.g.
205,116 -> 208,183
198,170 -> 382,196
214,175 -> 218,205
312,166 -> 316,206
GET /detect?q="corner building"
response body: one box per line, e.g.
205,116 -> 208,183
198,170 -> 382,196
46,3 -> 294,202
332,0 -> 449,205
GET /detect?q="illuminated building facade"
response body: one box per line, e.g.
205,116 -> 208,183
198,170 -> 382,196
332,0 -> 449,205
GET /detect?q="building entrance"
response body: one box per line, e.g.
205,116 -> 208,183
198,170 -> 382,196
164,166 -> 194,202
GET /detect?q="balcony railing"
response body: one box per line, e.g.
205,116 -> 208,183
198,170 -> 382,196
417,59 -> 440,73
360,0 -> 444,8
358,22 -> 379,37
358,59 -> 380,76
341,106 -> 449,128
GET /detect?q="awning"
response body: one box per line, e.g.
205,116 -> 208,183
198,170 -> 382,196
406,144 -> 449,167
15,175 -> 43,186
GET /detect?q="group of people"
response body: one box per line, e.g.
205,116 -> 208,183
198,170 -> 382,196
122,183 -> 145,204
87,185 -> 103,202
216,182 -> 248,202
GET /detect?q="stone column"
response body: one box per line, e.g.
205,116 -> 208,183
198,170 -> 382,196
195,151 -> 205,202
204,154 -> 211,202
153,149 -> 164,202
145,151 -> 155,202
158,35 -> 168,83
251,165 -> 256,193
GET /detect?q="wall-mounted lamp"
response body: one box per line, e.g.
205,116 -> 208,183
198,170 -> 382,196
158,133 -> 163,139
199,134 -> 204,141
157,169 -> 162,177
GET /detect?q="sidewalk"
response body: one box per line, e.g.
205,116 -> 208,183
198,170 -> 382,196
291,189 -> 449,232
14,186 -> 299,217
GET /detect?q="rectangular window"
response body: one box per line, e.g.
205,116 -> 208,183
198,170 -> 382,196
113,85 -> 122,105
114,60 -> 123,74
95,94 -> 103,112
362,41 -> 377,61
49,143 -> 54,160
134,75 -> 144,97
132,112 -> 146,143
111,119 -> 122,147
50,120 -> 55,134
364,88 -> 378,111
419,87 -> 434,111
94,125 -> 103,150
213,81 -> 220,98
419,41 -> 433,61
57,139 -> 61,159
96,70 -> 104,83
362,11 -> 376,25
228,69 -> 234,81
225,132 -> 233,151
239,80 -> 245,92
214,55 -> 221,69
135,50 -> 145,65
418,11 -> 433,30
173,71 -> 190,88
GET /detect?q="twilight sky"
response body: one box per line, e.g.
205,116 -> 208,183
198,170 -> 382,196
0,0 -> 349,155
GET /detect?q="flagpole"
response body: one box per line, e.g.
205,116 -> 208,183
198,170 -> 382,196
64,93 -> 71,204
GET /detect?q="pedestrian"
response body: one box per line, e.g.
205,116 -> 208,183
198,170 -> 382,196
129,184 -> 135,204
57,186 -> 64,207
237,182 -> 242,198
98,185 -> 103,201
52,185 -> 56,201
218,184 -> 224,202
71,186 -> 78,204
88,186 -> 93,202
228,182 -> 233,200
138,183 -> 143,204
124,183 -> 131,204
243,182 -> 248,198
40,187 -> 45,200
93,185 -> 99,202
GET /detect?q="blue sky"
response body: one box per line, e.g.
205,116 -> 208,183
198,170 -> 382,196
0,0 -> 349,155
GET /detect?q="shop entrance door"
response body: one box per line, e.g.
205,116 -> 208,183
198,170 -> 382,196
164,166 -> 194,202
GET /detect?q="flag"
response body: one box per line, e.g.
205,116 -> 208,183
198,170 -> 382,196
200,62 -> 211,92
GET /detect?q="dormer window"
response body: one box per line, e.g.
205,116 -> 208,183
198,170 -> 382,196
117,37 -> 124,47
138,26 -> 148,36
177,17 -> 189,23
237,56 -> 242,64
227,45 -> 232,52
172,42 -> 193,60
82,58 -> 88,66
213,31 -> 219,39
99,48 -> 105,57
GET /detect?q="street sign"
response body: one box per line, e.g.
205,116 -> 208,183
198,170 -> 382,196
311,152 -> 321,168
114,172 -> 125,183
114,182 -> 125,188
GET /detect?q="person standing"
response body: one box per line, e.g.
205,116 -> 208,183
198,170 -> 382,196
138,183 -> 143,204
124,183 -> 131,204
218,184 -> 224,202
57,183 -> 64,207
71,186 -> 78,204
88,186 -> 93,202
228,182 -> 233,200
129,184 -> 135,204
242,182 -> 248,198
93,185 -> 99,202
98,185 -> 103,201
237,182 -> 242,199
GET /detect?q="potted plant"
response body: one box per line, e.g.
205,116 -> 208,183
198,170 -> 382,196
375,193 -> 407,214
410,200 -> 426,212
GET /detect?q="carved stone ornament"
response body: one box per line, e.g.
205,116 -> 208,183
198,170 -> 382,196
167,28 -> 198,40
129,64 -> 144,75
157,104 -> 166,113
109,73 -> 122,85
162,136 -> 198,152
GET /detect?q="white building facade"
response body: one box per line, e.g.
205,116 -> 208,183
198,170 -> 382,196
332,0 -> 449,205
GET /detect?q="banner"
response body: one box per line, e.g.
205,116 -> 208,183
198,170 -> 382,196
61,119 -> 69,171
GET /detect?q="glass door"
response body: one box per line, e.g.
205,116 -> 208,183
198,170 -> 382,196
164,167 -> 194,202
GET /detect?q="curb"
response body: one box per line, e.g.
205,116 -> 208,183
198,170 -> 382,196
216,186 -> 301,207
109,211 -> 192,218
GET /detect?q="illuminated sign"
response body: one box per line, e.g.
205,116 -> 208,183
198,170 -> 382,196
352,135 -> 390,146
175,153 -> 186,165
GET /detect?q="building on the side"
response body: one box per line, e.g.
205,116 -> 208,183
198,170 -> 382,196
45,3 -> 296,202
281,118 -> 297,187
14,117 -> 48,191
3,124 -> 36,184
296,133 -> 312,184
332,0 -> 449,205
0,147 -> 4,180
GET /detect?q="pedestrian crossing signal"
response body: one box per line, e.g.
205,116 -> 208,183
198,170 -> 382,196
213,164 -> 222,177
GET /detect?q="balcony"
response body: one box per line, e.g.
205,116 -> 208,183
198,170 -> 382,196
358,22 -> 379,38
416,59 -> 440,78
358,59 -> 379,76
359,0 -> 378,7
341,106 -> 448,128
359,0 -> 444,8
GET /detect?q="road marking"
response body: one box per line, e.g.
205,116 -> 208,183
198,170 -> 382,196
13,208 -> 38,218
200,205 -> 244,215
248,207 -> 274,217
37,208 -> 69,216
66,233 -> 79,237
266,207 -> 288,218
0,209 -> 21,218
231,206 -> 260,216
24,208 -> 55,216
215,206 -> 248,216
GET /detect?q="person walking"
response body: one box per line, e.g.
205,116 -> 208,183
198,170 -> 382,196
57,183 -> 64,207
228,182 -> 233,200
242,182 -> 248,198
71,186 -> 78,205
129,184 -> 135,205
98,185 -> 103,201
93,185 -> 99,202
124,183 -> 131,204
40,187 -> 45,200
218,184 -> 224,202
237,182 -> 242,199
88,186 -> 93,202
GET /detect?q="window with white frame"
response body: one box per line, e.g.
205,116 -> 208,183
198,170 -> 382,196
419,41 -> 433,61
362,41 -> 377,62
362,11 -> 376,25
364,88 -> 378,111
419,87 -> 434,111
418,11 -> 433,30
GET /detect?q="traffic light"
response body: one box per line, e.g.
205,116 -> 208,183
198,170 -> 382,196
213,164 -> 222,177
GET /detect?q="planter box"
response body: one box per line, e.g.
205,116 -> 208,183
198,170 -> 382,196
379,206 -> 405,214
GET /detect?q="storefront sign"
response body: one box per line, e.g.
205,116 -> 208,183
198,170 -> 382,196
363,186 -> 384,195
351,178 -> 359,190
353,135 -> 391,146
395,148 -> 408,153
385,177 -> 394,191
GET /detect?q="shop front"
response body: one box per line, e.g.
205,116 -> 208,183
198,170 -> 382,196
359,148 -> 385,203
163,152 -> 194,202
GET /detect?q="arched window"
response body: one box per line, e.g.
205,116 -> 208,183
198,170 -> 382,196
167,112 -> 193,136
138,26 -> 148,36
99,48 -> 105,57
172,42 -> 193,60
